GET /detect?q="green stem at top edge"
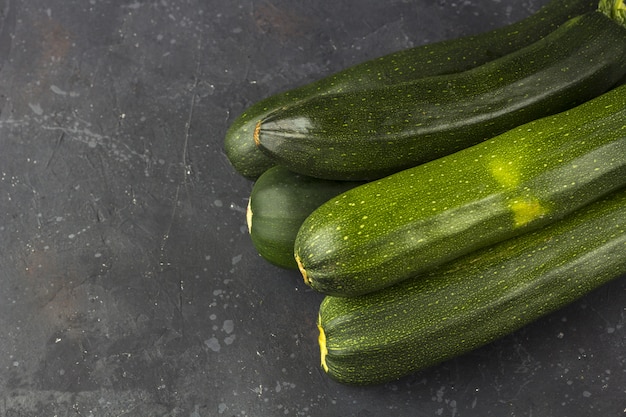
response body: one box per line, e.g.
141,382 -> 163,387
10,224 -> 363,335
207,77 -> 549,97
599,0 -> 626,25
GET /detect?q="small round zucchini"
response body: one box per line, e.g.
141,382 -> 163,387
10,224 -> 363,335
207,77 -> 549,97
247,166 -> 363,269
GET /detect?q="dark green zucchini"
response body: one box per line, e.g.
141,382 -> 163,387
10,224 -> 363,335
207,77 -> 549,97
247,166 -> 363,269
224,0 -> 598,179
295,83 -> 626,296
256,5 -> 626,180
318,188 -> 626,385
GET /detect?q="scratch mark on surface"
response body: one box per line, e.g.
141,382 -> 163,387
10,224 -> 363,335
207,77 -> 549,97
22,173 -> 42,228
159,184 -> 180,270
41,121 -> 150,165
182,60 -> 200,186
159,58 -> 201,264
45,131 -> 64,169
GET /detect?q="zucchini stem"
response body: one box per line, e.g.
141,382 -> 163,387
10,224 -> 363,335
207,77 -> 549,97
253,120 -> 262,147
318,317 -> 329,373
246,199 -> 253,234
599,0 -> 626,26
295,253 -> 310,285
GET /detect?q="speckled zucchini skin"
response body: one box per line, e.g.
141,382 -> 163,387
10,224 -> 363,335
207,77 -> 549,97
295,83 -> 626,296
247,166 -> 363,269
318,188 -> 626,385
256,9 -> 626,180
223,0 -> 598,179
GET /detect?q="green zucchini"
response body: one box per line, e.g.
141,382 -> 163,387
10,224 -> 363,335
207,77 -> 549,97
295,83 -> 626,296
256,4 -> 626,180
247,166 -> 363,269
318,188 -> 626,385
224,0 -> 598,179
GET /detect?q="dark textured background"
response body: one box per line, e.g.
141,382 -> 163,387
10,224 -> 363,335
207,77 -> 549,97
0,0 -> 624,415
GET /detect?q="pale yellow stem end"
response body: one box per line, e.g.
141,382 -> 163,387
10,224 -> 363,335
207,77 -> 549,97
295,253 -> 310,286
245,199 -> 253,234
318,316 -> 329,373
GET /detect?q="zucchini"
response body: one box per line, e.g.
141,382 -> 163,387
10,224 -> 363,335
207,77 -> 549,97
224,0 -> 598,179
255,5 -> 626,180
247,166 -> 363,269
318,188 -> 626,385
295,83 -> 626,296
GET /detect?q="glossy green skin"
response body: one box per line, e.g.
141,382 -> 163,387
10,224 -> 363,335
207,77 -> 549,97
257,11 -> 626,180
223,0 -> 598,179
247,166 -> 363,269
318,188 -> 626,385
295,83 -> 626,296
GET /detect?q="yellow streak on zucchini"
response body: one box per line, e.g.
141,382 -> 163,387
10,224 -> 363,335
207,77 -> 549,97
489,158 -> 520,188
510,197 -> 548,227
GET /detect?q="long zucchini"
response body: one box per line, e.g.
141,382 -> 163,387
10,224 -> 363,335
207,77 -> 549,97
224,0 -> 598,179
295,83 -> 626,296
256,4 -> 626,180
247,166 -> 363,269
318,188 -> 626,385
